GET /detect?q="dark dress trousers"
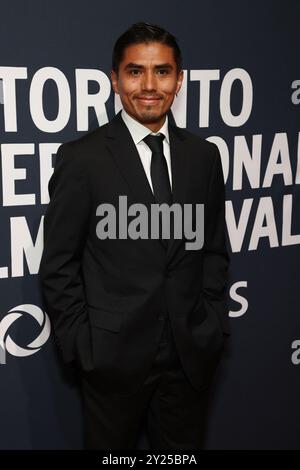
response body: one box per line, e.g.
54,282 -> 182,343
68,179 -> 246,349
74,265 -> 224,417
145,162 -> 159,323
39,110 -> 230,449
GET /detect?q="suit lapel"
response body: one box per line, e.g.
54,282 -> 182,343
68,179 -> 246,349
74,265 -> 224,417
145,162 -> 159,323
167,123 -> 189,260
105,111 -> 156,206
104,111 -> 189,262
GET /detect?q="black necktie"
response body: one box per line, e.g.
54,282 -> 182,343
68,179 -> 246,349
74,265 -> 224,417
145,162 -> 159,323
143,134 -> 172,205
143,134 -> 173,249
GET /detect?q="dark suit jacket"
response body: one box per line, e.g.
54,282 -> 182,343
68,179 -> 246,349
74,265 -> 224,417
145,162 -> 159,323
39,110 -> 230,395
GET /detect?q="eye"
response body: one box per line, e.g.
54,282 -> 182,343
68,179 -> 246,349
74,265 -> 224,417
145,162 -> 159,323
130,69 -> 142,76
157,69 -> 169,75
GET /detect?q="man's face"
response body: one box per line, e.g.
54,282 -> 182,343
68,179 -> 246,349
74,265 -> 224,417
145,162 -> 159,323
111,42 -> 183,132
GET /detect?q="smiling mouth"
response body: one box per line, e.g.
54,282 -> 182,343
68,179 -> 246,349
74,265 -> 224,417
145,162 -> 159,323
137,98 -> 161,105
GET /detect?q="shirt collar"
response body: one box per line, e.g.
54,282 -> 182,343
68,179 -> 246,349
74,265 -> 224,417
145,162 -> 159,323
121,108 -> 169,145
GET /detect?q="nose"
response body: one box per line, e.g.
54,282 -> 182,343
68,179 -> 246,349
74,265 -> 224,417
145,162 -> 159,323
141,69 -> 157,91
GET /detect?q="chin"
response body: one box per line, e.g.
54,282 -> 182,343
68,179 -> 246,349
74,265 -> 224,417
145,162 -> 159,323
136,111 -> 163,124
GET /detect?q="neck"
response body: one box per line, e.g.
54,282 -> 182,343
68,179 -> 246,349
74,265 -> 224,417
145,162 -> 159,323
124,109 -> 167,133
143,116 -> 166,133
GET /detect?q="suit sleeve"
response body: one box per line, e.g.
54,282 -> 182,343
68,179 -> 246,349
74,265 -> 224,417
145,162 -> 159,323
203,144 -> 231,335
39,142 -> 91,364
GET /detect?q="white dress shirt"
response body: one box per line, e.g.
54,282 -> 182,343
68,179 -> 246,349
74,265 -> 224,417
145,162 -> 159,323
121,108 -> 172,193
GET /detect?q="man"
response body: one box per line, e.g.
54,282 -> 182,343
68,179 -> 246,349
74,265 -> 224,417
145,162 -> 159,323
39,22 -> 230,450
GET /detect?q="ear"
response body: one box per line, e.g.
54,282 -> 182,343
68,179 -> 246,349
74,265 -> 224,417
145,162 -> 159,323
111,70 -> 119,94
176,69 -> 184,95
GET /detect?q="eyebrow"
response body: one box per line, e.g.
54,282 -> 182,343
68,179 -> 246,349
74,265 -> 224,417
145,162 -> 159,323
124,63 -> 173,70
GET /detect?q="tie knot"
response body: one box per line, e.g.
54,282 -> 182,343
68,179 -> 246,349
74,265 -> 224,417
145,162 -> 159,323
143,134 -> 165,154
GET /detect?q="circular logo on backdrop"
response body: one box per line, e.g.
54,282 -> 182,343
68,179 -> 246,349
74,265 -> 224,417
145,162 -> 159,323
0,304 -> 51,363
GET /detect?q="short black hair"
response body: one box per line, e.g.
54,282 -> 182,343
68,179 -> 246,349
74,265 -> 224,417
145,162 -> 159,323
112,22 -> 182,75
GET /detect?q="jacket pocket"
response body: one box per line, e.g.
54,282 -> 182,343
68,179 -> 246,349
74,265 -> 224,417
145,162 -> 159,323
88,307 -> 122,333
